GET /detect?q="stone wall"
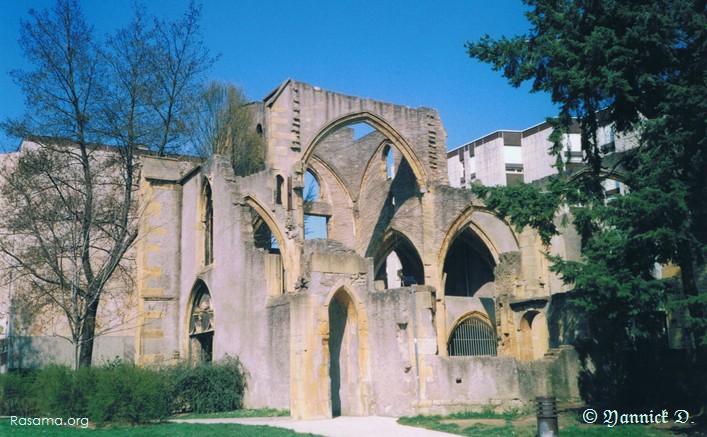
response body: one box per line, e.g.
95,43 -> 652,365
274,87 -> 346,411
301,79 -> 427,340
5,336 -> 134,369
1,81 -> 584,420
422,346 -> 580,414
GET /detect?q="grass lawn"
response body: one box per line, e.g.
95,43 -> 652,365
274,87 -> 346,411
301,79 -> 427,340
173,407 -> 289,419
0,419 -> 319,436
398,409 -> 704,436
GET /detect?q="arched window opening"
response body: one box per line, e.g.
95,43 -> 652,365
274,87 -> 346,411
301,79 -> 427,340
520,311 -> 549,360
275,175 -> 284,205
304,169 -> 320,202
374,234 -> 424,289
253,215 -> 280,253
304,169 -> 327,239
203,180 -> 214,266
248,206 -> 284,294
448,315 -> 497,356
189,283 -> 214,363
384,251 -> 403,288
382,144 -> 396,180
443,228 -> 495,297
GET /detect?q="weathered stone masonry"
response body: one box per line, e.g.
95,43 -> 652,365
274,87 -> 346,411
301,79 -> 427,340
134,80 -> 582,418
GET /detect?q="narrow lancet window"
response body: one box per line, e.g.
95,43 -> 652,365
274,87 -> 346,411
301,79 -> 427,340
203,180 -> 214,265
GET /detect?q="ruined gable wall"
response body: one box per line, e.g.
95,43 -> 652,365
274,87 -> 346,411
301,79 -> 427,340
175,159 -> 291,408
265,80 -> 448,188
152,81 -> 580,417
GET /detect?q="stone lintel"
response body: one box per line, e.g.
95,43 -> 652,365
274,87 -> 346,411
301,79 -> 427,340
307,201 -> 332,216
508,297 -> 549,311
310,252 -> 367,274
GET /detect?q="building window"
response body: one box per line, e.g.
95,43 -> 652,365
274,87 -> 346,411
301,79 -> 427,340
304,169 -> 327,239
442,228 -> 495,297
448,315 -> 497,356
248,205 -> 284,295
304,170 -> 320,201
189,283 -> 214,363
382,144 -> 396,179
275,175 -> 284,205
203,180 -> 214,266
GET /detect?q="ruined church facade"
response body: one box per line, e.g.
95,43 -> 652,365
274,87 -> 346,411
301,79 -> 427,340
134,80 -> 580,419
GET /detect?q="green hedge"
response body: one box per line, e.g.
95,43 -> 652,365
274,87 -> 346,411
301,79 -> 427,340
33,365 -> 93,417
0,357 -> 247,424
0,370 -> 36,416
166,356 -> 247,414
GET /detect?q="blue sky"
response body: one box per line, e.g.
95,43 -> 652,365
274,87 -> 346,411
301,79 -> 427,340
0,1 -> 557,152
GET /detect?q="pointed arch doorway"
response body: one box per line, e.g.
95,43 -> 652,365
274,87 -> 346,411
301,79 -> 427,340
327,288 -> 365,417
188,280 -> 214,363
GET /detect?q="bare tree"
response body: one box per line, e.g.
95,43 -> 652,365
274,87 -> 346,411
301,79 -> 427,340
0,140 -> 138,370
150,1 -> 215,156
191,81 -> 264,175
0,0 -> 213,368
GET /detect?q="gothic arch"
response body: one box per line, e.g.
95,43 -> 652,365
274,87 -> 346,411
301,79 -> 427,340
186,278 -> 214,363
447,310 -> 494,340
243,194 -> 294,291
304,167 -> 323,202
323,285 -> 371,417
381,142 -> 395,179
243,195 -> 286,249
357,139 -> 409,202
437,206 -> 520,284
323,285 -> 368,331
308,155 -> 355,207
372,229 -> 425,287
447,311 -> 498,357
306,156 -> 357,246
200,177 -> 214,266
302,111 -> 427,191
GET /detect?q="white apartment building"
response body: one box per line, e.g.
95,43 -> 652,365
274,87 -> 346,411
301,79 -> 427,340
447,119 -> 638,190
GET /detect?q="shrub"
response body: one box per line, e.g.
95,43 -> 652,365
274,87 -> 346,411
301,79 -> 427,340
0,370 -> 38,416
87,364 -> 170,424
32,365 -> 92,417
0,355 -> 248,422
167,356 -> 247,414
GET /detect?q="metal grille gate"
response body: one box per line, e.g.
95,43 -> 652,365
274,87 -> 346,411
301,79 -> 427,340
448,317 -> 497,356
